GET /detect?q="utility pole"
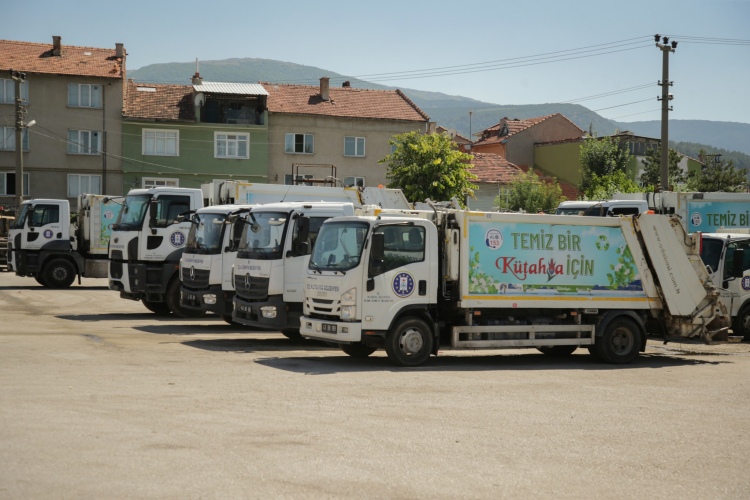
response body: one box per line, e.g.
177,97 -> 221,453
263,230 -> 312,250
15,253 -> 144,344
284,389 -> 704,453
655,34 -> 677,191
10,69 -> 27,209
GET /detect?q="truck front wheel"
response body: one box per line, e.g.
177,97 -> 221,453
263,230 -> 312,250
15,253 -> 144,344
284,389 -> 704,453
43,259 -> 76,288
143,300 -> 171,315
385,317 -> 434,367
165,279 -> 205,318
595,317 -> 641,364
733,305 -> 750,341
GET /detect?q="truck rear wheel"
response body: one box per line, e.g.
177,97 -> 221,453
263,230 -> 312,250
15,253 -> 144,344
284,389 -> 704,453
34,274 -> 47,286
165,279 -> 205,318
43,259 -> 76,288
385,317 -> 433,367
733,305 -> 750,341
537,346 -> 578,357
595,317 -> 641,364
341,343 -> 377,358
143,300 -> 171,316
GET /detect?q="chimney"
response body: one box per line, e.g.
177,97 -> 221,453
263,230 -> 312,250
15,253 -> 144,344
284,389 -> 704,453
116,43 -> 124,58
52,36 -> 62,56
192,58 -> 203,85
320,77 -> 330,101
342,81 -> 350,88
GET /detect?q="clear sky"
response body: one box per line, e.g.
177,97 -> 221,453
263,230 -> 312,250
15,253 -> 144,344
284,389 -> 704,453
5,0 -> 749,124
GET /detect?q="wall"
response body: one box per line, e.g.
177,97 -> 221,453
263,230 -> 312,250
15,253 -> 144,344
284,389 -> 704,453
0,73 -> 123,203
505,116 -> 582,168
534,141 -> 583,187
121,121 -> 269,192
267,114 -> 427,187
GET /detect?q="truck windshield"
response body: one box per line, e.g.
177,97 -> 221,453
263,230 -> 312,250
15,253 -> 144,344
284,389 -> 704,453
309,221 -> 370,272
237,211 -> 288,260
10,204 -> 31,229
186,213 -> 226,255
114,195 -> 149,230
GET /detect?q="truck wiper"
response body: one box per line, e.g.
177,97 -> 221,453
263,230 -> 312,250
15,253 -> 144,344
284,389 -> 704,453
309,261 -> 321,274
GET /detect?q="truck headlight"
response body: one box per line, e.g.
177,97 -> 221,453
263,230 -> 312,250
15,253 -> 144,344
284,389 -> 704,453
260,306 -> 277,319
203,294 -> 217,305
341,305 -> 356,320
341,287 -> 356,306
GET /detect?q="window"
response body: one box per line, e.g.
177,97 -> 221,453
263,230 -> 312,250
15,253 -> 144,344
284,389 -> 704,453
0,172 -> 30,196
68,174 -> 102,197
143,177 -> 179,188
284,174 -> 314,186
344,136 -> 365,157
68,130 -> 101,154
29,204 -> 60,227
344,176 -> 365,188
153,195 -> 191,228
215,132 -> 249,159
370,225 -> 425,276
285,133 -> 314,154
143,129 -> 179,156
0,127 -> 29,151
68,83 -> 102,108
0,78 -> 29,104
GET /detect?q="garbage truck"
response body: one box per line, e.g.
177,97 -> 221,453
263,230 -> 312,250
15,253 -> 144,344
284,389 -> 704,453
7,194 -> 122,287
108,187 -> 203,316
299,205 -> 729,366
179,182 -> 412,324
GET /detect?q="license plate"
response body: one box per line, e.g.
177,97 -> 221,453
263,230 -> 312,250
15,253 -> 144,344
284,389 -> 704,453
187,294 -> 197,301
322,323 -> 337,334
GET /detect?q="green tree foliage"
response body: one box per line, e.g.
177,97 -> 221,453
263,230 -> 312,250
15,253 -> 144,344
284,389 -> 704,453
494,170 -> 565,213
687,150 -> 749,192
579,136 -> 631,197
638,147 -> 687,189
583,171 -> 641,200
671,141 -> 750,172
380,131 -> 477,206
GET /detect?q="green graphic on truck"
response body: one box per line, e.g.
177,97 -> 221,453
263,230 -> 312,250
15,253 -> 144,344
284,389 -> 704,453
467,221 -> 644,297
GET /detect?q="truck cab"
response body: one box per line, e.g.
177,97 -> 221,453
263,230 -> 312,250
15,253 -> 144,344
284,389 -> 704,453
108,187 -> 203,316
179,204 -> 254,322
556,199 -> 648,216
232,201 -> 356,336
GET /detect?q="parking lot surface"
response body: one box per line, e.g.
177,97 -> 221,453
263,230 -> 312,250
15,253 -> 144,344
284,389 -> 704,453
1,273 -> 750,498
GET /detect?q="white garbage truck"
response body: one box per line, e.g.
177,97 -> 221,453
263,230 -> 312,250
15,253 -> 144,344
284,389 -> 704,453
108,187 -> 203,316
299,206 -> 729,366
7,194 -> 122,287
178,182 -> 412,324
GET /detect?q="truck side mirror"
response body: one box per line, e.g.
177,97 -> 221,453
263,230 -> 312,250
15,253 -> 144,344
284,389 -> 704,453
148,200 -> 158,229
296,216 -> 310,255
732,248 -> 745,278
369,232 -> 385,280
229,218 -> 246,252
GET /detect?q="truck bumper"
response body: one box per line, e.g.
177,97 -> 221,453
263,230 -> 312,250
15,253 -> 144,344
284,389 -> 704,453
233,295 -> 299,331
300,316 -> 363,343
181,285 -> 233,315
109,261 -> 173,302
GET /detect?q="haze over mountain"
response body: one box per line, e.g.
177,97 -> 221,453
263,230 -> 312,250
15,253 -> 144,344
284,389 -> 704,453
129,58 -> 750,160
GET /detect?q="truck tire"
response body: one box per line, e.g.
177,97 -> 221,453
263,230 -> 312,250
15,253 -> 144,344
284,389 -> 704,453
34,274 -> 47,286
282,328 -> 302,340
165,279 -> 205,318
537,346 -> 578,357
43,259 -> 76,289
595,317 -> 641,364
143,300 -> 171,316
732,305 -> 750,341
341,343 -> 377,358
384,317 -> 433,367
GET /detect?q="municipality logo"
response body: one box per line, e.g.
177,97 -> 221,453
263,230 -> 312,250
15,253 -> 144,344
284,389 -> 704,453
170,231 -> 186,247
392,272 -> 415,298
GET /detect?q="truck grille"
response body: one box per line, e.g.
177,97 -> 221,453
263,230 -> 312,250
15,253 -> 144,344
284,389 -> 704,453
306,297 -> 341,319
234,274 -> 269,300
181,267 -> 210,288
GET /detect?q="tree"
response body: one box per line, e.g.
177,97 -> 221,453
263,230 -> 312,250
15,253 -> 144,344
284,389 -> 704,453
638,147 -> 687,189
380,131 -> 477,206
687,149 -> 749,192
579,136 -> 631,197
494,170 -> 565,213
584,170 -> 641,200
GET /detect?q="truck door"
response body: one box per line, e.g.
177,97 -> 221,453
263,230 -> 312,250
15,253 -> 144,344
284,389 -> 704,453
719,239 -> 750,316
362,223 -> 434,330
139,194 -> 192,262
24,203 -> 67,251
284,215 -> 328,302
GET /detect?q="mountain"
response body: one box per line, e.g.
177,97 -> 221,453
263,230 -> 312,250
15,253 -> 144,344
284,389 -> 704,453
128,58 -> 750,157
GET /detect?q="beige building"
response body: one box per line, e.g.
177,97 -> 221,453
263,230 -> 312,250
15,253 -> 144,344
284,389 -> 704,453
264,78 -> 430,188
0,36 -> 125,206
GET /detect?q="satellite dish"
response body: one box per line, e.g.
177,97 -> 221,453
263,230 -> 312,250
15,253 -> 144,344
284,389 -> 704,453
194,92 -> 204,107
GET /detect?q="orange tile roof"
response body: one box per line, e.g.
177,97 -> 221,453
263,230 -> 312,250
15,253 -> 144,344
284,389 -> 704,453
470,152 -> 524,183
0,38 -> 124,79
263,82 -> 429,122
123,81 -> 194,121
474,113 -> 582,146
